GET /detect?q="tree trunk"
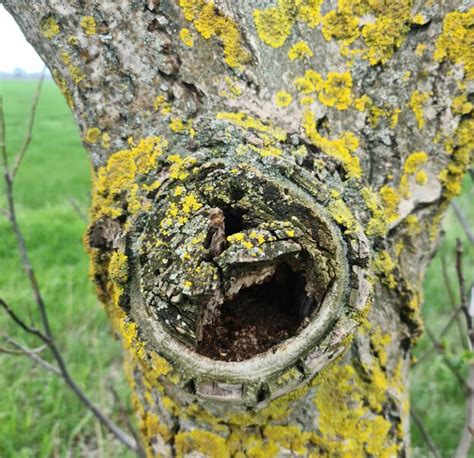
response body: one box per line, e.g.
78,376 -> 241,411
5,0 -> 472,455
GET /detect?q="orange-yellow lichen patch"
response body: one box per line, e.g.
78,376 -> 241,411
175,430 -> 229,458
216,111 -> 287,142
439,118 -> 473,198
321,10 -> 360,44
302,110 -> 362,179
318,72 -> 353,110
434,9 -> 474,80
153,95 -> 172,115
452,94 -> 473,115
179,0 -> 249,68
409,91 -> 431,129
379,185 -> 400,223
328,199 -> 357,233
92,136 -> 167,219
179,28 -> 194,47
253,0 -> 322,48
404,151 -> 428,175
40,16 -> 60,38
313,362 -> 400,457
253,2 -> 293,48
275,90 -> 293,108
288,41 -> 313,60
80,16 -> 97,36
373,250 -> 397,289
84,127 -> 101,144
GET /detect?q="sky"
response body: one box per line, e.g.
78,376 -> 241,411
0,5 -> 45,73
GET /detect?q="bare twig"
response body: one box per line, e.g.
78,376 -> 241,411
0,333 -> 60,375
455,241 -> 474,458
0,96 -> 8,172
68,197 -> 88,222
425,326 -> 468,393
0,78 -> 138,453
11,69 -> 45,178
413,306 -> 464,367
452,201 -> 474,245
442,255 -> 469,349
456,364 -> 474,458
411,407 -> 442,458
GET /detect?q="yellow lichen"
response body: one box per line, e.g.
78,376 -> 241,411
179,28 -> 194,47
40,17 -> 60,38
415,43 -> 427,57
328,199 -> 357,233
179,0 -> 249,68
288,41 -> 313,60
321,10 -> 360,44
92,136 -> 167,219
318,72 -> 353,110
175,430 -> 229,458
302,110 -> 361,179
452,94 -> 473,115
80,16 -> 97,36
313,362 -> 400,457
434,9 -> 474,80
379,185 -> 400,223
439,119 -> 473,198
362,16 -> 409,65
253,2 -> 294,48
404,151 -> 428,175
52,69 -> 74,108
409,90 -> 431,129
153,95 -> 172,115
101,132 -> 111,149
275,90 -> 293,108
84,127 -> 101,144
373,250 -> 397,289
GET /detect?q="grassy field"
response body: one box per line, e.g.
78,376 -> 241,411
0,79 -> 472,457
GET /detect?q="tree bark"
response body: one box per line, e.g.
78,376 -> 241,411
4,0 -> 472,456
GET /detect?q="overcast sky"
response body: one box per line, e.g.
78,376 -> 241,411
0,5 -> 45,73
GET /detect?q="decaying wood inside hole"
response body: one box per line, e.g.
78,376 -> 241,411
196,263 -> 315,361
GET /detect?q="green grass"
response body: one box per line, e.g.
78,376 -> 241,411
0,80 -> 133,457
0,79 -> 472,457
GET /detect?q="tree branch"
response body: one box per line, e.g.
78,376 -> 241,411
0,333 -> 60,375
0,79 -> 139,454
11,68 -> 45,178
411,407 -> 442,458
452,202 -> 474,245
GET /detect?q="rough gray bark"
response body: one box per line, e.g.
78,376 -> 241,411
4,0 -> 472,456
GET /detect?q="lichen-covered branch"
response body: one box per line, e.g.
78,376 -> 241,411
4,0 -> 473,456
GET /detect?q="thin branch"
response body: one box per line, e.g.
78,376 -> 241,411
0,333 -> 60,375
442,255 -> 468,349
452,201 -> 474,245
0,298 -> 50,344
0,81 -> 138,453
413,306 -> 464,367
456,240 -> 471,342
455,241 -> 474,457
11,68 -> 45,178
0,296 -> 138,450
68,197 -> 88,223
425,326 -> 468,393
0,207 -> 10,219
0,96 -> 8,172
411,408 -> 442,458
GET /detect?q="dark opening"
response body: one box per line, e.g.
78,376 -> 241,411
196,264 -> 315,361
224,207 -> 245,237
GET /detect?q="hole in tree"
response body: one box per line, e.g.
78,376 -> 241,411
196,264 -> 315,361
223,207 -> 245,237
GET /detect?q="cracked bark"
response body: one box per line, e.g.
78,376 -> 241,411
4,0 -> 472,456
